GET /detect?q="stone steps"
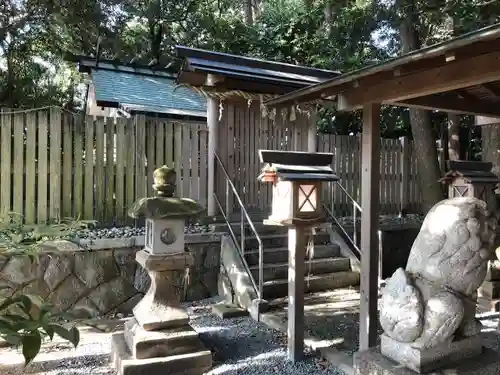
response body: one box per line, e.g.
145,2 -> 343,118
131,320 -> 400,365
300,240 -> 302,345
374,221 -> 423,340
244,244 -> 340,265
249,257 -> 351,281
262,271 -> 360,300
242,232 -> 330,249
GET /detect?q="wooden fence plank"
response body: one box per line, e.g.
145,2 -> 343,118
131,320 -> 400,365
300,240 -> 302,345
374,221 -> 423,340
182,123 -> 191,197
94,118 -> 105,223
84,117 -> 95,221
37,111 -> 49,224
105,121 -> 115,223
174,122 -> 183,196
135,115 -> 147,202
25,112 -> 36,223
62,114 -> 73,218
50,108 -> 62,220
146,118 -> 156,197
115,119 -> 126,224
166,122 -> 174,168
191,123 -> 200,201
156,120 -> 165,166
13,113 -> 24,218
126,117 -> 136,224
73,116 -> 84,220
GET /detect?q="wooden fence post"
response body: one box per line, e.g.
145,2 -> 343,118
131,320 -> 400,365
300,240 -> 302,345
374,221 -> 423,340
399,136 -> 410,212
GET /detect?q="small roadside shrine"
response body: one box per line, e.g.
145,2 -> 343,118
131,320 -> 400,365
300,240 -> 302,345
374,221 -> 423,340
265,23 -> 500,375
258,150 -> 339,362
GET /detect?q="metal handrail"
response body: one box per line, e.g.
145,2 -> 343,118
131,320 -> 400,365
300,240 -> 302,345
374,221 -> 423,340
214,152 -> 264,301
323,204 -> 361,259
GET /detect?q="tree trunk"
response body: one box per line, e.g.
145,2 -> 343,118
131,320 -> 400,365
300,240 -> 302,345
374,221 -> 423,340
245,0 -> 253,25
481,123 -> 500,210
447,113 -> 460,161
398,0 -> 444,212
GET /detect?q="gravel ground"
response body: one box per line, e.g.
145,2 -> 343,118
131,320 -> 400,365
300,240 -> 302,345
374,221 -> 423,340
73,213 -> 424,240
0,297 -> 348,375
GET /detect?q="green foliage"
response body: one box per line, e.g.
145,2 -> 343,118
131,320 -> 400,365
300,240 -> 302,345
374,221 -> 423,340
0,213 -> 97,256
0,294 -> 80,365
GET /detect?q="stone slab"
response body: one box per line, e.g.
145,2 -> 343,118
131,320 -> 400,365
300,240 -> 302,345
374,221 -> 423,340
380,334 -> 483,373
354,346 -> 500,375
124,319 -> 201,359
133,303 -> 189,331
211,303 -> 249,319
136,250 -> 194,272
111,332 -> 212,375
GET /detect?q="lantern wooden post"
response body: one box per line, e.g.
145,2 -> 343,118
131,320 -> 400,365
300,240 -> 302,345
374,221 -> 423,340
258,150 -> 338,363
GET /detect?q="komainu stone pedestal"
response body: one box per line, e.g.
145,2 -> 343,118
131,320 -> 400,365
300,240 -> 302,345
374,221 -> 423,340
380,334 -> 482,373
354,346 -> 500,375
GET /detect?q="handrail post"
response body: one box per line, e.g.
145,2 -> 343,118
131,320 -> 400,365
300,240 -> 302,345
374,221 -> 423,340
353,204 -> 358,247
225,179 -> 230,215
240,214 -> 245,256
258,241 -> 263,300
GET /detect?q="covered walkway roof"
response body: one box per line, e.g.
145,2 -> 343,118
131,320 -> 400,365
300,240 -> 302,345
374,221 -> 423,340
266,23 -> 500,118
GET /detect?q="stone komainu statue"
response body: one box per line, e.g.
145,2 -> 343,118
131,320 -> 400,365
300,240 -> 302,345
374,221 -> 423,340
380,197 -> 497,348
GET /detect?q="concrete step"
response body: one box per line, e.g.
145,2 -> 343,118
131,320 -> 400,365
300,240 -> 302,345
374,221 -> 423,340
242,232 -> 331,250
262,271 -> 360,299
250,257 -> 351,281
244,243 -> 340,266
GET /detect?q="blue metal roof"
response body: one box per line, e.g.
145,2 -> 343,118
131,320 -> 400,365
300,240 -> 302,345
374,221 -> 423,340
91,68 -> 207,117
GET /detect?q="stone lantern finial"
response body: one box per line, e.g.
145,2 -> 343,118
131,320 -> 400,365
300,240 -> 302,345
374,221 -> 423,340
153,165 -> 176,197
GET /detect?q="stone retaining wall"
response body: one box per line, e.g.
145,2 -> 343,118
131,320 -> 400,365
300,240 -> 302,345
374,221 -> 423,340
0,234 -> 221,317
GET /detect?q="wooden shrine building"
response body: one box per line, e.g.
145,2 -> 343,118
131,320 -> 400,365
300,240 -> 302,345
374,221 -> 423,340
265,23 -> 500,354
175,46 -> 340,218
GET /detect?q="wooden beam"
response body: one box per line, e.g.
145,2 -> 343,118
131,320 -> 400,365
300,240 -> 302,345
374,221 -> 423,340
359,103 -> 381,351
338,51 -> 500,111
395,92 -> 500,118
482,82 -> 500,97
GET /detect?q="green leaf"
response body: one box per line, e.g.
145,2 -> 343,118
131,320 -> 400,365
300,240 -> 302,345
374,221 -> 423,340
43,325 -> 54,341
22,333 -> 42,366
50,324 -> 80,348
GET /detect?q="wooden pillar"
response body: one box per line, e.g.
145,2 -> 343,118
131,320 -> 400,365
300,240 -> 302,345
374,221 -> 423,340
207,96 -> 219,216
287,226 -> 308,363
359,103 -> 381,351
399,136 -> 410,211
307,114 -> 317,152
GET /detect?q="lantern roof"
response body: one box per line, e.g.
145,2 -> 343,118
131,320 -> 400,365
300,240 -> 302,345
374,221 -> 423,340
258,150 -> 339,182
439,160 -> 500,185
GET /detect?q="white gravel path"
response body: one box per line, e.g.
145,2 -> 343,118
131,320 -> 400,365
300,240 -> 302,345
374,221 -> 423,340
0,297 -> 347,375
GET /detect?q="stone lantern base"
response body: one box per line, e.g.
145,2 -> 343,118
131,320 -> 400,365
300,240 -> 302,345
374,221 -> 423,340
111,250 -> 212,375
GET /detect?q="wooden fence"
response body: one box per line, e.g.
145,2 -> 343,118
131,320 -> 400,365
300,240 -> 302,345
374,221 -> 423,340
0,106 -> 422,226
0,108 -> 207,225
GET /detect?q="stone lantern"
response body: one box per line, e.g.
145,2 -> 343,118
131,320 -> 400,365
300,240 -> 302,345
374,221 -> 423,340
439,160 -> 500,203
258,150 -> 338,363
111,166 -> 212,375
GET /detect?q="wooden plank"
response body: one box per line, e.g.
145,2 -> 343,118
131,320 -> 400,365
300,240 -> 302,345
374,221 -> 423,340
146,118 -> 156,197
84,117 -> 95,221
391,139 -> 398,213
226,104 -> 235,211
166,121 -> 174,167
242,104 -> 249,208
156,120 -> 165,166
191,123 -> 200,201
174,122 -> 183,196
50,108 -> 62,221
62,114 -> 73,218
334,136 -> 342,214
73,115 -> 84,220
25,112 -> 36,224
37,111 -> 49,223
182,123 -> 191,197
125,118 -> 136,225
359,103 -> 381,351
249,104 -> 257,209
13,113 -> 24,218
135,115 -> 147,201
400,136 -> 410,212
199,125 -> 208,207
94,118 -> 105,223
105,120 -> 115,224
394,139 -> 402,213
115,119 -> 126,224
